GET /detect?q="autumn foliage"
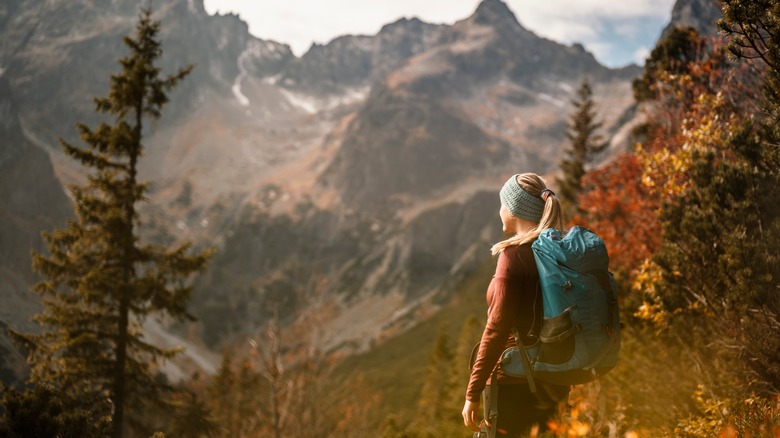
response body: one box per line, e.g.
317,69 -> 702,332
573,153 -> 660,282
560,6 -> 780,435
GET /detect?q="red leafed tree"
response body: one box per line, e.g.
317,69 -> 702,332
571,153 -> 660,282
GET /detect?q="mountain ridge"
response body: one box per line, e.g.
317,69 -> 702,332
0,0 -> 722,381
183,0 -> 640,353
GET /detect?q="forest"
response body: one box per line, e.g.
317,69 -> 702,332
1,0 -> 779,437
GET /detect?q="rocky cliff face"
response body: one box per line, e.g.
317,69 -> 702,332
277,17 -> 444,95
0,0 -> 656,374
320,84 -> 513,210
661,0 -> 723,39
320,0 -> 636,211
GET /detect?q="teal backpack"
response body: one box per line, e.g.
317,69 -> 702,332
500,226 -> 621,391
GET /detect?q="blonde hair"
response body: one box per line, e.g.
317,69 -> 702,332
490,173 -> 563,255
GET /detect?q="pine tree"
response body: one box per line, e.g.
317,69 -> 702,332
653,123 -> 780,390
256,298 -> 290,438
235,357 -> 263,436
632,27 -> 707,102
650,0 -> 780,394
11,7 -> 211,438
449,316 -> 480,409
207,351 -> 239,436
0,383 -> 110,438
413,325 -> 457,437
556,79 -> 608,218
167,391 -> 220,438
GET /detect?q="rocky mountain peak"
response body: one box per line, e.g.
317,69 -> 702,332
278,16 -> 443,94
472,0 -> 522,28
186,0 -> 207,14
379,16 -> 425,32
661,0 -> 722,39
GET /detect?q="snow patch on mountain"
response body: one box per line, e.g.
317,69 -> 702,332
538,93 -> 566,108
232,44 -> 252,107
277,86 -> 370,114
558,81 -> 574,93
325,86 -> 370,109
279,88 -> 317,113
144,319 -> 219,381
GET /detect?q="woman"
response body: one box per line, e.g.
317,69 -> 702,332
462,173 -> 570,437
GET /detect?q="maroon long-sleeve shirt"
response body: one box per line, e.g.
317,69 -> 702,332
466,242 -> 542,402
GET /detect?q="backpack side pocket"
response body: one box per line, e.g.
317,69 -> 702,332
537,307 -> 579,364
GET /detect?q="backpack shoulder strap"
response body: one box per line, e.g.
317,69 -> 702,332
512,327 -> 537,394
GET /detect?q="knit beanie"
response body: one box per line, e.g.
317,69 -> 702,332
499,174 -> 545,222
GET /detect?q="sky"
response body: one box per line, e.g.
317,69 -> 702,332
202,0 -> 678,68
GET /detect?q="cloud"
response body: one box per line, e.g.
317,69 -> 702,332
633,46 -> 652,65
585,41 -> 616,65
508,0 -> 674,41
507,0 -> 676,67
508,0 -> 674,22
532,19 -> 603,43
205,0 -> 478,55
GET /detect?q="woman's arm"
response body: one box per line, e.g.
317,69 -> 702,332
465,248 -> 525,401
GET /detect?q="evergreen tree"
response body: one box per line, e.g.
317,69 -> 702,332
207,351 -> 239,436
650,0 -> 780,394
235,357 -> 263,436
167,391 -> 220,438
449,316 -> 480,409
556,79 -> 608,218
632,27 -> 707,102
256,298 -> 290,438
653,123 -> 780,391
10,8 -> 211,438
412,325 -> 457,437
0,383 -> 110,438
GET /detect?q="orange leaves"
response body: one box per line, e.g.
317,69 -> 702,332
639,91 -> 740,203
543,398 -> 591,438
574,153 -> 661,281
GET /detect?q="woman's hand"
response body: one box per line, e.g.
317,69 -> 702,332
462,399 -> 480,432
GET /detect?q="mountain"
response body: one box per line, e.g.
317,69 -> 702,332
186,0 -> 639,354
661,0 -> 723,39
0,0 -> 642,379
321,0 -> 637,210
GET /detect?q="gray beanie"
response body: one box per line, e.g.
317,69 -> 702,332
499,174 -> 545,222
